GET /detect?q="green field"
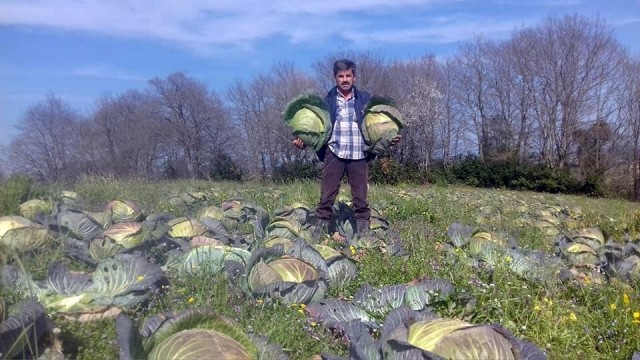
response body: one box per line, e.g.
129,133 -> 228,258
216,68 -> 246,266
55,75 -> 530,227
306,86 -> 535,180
2,178 -> 639,359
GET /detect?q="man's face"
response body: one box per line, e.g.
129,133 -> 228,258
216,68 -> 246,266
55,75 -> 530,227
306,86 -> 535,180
335,69 -> 355,92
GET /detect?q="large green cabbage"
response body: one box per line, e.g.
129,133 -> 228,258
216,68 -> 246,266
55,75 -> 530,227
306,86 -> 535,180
103,222 -> 149,249
361,96 -> 404,154
265,219 -> 312,242
18,199 -> 53,221
283,93 -> 331,151
167,217 -> 208,238
240,239 -> 328,305
313,244 -> 357,288
106,200 -> 143,223
384,315 -> 547,359
165,245 -> 251,276
55,208 -> 107,240
30,254 -> 164,316
0,216 -> 52,253
116,308 -> 289,360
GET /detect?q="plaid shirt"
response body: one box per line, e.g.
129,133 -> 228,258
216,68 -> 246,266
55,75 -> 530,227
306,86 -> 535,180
327,91 -> 366,160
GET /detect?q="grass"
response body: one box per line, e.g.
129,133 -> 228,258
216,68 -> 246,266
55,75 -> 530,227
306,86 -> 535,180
2,177 -> 640,359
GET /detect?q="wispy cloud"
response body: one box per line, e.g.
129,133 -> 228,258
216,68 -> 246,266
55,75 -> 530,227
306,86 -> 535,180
0,63 -> 146,81
63,64 -> 147,81
345,15 -> 537,45
485,0 -> 583,7
0,1 -> 438,44
0,0 -> 558,54
614,16 -> 640,26
0,92 -> 97,106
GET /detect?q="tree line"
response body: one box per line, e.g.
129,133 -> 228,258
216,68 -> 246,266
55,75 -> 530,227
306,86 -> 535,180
2,15 -> 640,199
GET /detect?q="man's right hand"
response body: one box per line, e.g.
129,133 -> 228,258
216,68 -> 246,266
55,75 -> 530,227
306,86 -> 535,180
292,138 -> 305,149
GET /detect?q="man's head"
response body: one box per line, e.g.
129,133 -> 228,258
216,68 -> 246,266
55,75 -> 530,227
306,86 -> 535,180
333,59 -> 356,94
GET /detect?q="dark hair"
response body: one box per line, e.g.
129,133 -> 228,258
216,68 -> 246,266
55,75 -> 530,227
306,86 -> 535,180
333,59 -> 356,76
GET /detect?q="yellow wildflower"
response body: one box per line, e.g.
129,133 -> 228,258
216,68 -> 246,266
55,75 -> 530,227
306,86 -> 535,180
136,275 -> 145,283
290,303 -> 298,308
310,321 -> 318,327
610,303 -> 617,311
623,293 -> 630,306
256,299 -> 264,305
568,312 -> 577,321
298,309 -> 304,315
633,312 -> 640,324
504,256 -> 512,263
188,297 -> 195,304
349,245 -> 357,256
534,304 -> 542,311
299,304 -> 306,309
543,297 -> 553,306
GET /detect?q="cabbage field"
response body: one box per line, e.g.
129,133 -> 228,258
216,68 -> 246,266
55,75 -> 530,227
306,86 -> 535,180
1,178 -> 639,359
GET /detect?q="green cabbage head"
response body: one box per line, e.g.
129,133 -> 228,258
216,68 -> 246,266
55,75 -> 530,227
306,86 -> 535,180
386,316 -> 546,359
240,241 -> 328,305
116,308 -> 289,360
283,93 -> 331,151
0,216 -> 52,253
361,96 -> 404,154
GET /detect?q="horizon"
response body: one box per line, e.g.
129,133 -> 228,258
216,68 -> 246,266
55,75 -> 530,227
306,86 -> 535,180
1,0 -> 639,148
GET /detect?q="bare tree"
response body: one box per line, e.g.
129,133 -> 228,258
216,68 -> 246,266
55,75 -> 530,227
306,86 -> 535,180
149,72 -> 236,178
387,56 -> 445,170
481,39 -> 531,162
439,58 -> 467,165
85,90 -> 164,177
227,62 -> 316,177
527,15 -> 626,168
267,63 -> 321,168
574,120 -> 613,185
451,37 -> 495,161
502,29 -> 539,162
618,58 -> 640,200
7,93 -> 81,182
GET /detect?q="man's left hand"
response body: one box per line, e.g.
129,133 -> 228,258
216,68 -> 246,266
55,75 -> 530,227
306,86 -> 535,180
391,134 -> 402,146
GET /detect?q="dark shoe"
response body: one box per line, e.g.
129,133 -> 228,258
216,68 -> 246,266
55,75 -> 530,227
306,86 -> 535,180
311,218 -> 330,241
355,220 -> 371,235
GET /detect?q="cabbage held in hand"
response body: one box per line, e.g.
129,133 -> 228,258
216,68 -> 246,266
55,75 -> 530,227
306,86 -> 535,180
283,93 -> 331,151
361,96 -> 404,154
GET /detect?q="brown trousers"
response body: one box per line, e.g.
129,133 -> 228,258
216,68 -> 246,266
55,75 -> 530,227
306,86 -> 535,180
316,151 -> 370,221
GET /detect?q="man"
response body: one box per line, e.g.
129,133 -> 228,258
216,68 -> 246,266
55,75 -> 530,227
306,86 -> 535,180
293,59 -> 401,237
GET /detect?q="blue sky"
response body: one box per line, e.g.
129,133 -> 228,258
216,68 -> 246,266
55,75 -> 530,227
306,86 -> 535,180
1,0 -> 639,147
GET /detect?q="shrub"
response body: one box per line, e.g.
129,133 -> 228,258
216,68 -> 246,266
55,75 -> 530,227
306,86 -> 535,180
271,160 -> 320,183
0,174 -> 45,216
369,157 -> 403,185
209,153 -> 243,181
446,155 -> 589,194
450,154 -> 491,187
424,162 -> 454,185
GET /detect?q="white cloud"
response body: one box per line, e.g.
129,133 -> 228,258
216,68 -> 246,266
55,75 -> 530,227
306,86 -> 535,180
0,0 -> 635,55
0,0 -> 527,51
0,63 -> 145,81
345,16 -> 536,45
64,64 -> 146,81
0,1 -> 440,43
615,16 -> 640,26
